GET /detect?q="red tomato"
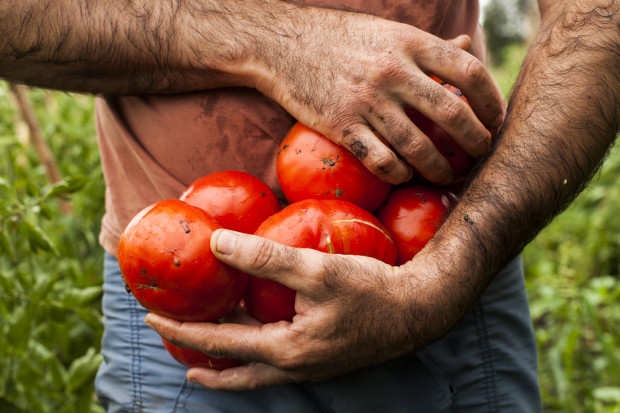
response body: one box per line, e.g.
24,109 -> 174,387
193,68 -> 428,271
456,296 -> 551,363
117,199 -> 248,322
162,338 -> 241,370
376,186 -> 453,266
405,75 -> 475,182
244,199 -> 397,323
277,123 -> 392,212
180,170 -> 281,234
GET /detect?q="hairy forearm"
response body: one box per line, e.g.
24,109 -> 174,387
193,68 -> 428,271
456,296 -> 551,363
0,0 -> 302,94
408,0 -> 620,336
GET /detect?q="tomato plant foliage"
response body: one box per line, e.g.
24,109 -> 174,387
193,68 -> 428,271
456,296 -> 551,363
0,83 -> 105,413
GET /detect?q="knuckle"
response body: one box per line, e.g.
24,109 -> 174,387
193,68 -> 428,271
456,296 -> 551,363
382,119 -> 411,151
274,347 -> 305,371
403,134 -> 431,160
368,148 -> 399,177
438,97 -> 467,126
250,237 -> 278,272
369,54 -> 406,82
463,57 -> 487,83
273,329 -> 315,371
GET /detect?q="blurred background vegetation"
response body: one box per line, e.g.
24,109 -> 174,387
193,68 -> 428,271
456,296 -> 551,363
0,1 -> 618,411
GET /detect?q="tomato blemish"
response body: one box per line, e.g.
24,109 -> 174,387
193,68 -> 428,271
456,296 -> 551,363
322,157 -> 336,167
178,220 -> 191,233
133,283 -> 165,292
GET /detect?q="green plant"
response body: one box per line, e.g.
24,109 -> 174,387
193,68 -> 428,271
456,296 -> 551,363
0,83 -> 105,413
489,41 -> 620,413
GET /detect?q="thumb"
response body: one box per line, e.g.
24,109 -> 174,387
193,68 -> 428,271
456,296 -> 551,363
210,229 -> 321,293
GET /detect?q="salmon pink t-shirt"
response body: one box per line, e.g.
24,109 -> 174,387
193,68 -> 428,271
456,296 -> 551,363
96,0 -> 484,256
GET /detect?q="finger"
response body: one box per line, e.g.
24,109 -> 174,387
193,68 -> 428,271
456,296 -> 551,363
336,124 -> 413,184
412,35 -> 505,130
210,229 -> 323,293
187,363 -> 296,392
145,313 -> 288,364
448,34 -> 471,51
399,74 -> 492,159
367,102 -> 453,184
405,72 -> 493,158
219,305 -> 263,326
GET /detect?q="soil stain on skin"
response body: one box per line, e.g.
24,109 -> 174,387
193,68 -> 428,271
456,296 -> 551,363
349,140 -> 368,160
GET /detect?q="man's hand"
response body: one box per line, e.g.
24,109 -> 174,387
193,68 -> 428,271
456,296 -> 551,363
144,228 -> 452,391
245,7 -> 505,185
0,1 -> 504,185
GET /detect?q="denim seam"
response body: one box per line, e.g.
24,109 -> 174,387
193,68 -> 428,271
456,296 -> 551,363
473,301 -> 499,412
129,292 -> 143,412
172,379 -> 192,412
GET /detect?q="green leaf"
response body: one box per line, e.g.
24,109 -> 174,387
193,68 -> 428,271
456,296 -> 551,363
66,347 -> 103,393
46,175 -> 88,199
30,270 -> 61,304
21,219 -> 59,255
39,203 -> 54,220
0,176 -> 11,197
25,181 -> 40,198
59,286 -> 102,308
6,305 -> 34,353
0,230 -> 16,262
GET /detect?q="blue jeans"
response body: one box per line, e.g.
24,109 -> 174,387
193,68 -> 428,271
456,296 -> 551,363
95,253 -> 541,412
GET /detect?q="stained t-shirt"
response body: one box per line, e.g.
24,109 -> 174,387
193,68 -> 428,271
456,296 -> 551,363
96,0 -> 484,256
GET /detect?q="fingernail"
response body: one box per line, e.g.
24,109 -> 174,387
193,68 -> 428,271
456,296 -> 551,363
188,374 -> 199,385
215,230 -> 238,255
144,314 -> 157,331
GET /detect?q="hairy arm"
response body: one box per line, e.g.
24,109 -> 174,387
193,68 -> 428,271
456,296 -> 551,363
0,0 -> 287,94
0,0 -> 504,184
412,0 -> 620,333
144,0 -> 620,390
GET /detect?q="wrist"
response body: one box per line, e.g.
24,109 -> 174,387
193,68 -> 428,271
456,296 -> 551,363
186,1 -> 316,92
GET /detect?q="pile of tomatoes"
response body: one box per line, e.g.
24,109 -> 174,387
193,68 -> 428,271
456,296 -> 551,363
117,77 -> 475,370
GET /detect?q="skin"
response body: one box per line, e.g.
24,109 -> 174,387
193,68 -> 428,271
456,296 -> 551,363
0,0 -> 503,184
144,0 -> 620,391
1,0 -> 617,393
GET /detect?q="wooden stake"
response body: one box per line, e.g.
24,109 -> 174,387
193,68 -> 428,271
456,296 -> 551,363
8,83 -> 72,214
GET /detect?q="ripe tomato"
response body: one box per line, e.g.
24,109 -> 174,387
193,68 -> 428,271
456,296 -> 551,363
162,338 -> 241,370
376,185 -> 453,265
117,199 -> 247,322
277,123 -> 392,212
244,199 -> 397,323
405,75 -> 475,182
180,170 -> 281,234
